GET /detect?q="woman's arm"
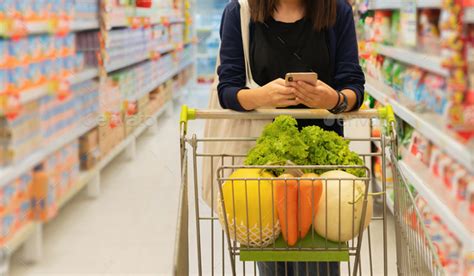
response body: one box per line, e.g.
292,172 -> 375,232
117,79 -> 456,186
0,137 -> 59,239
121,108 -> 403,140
217,2 -> 297,111
216,2 -> 247,111
332,0 -> 366,111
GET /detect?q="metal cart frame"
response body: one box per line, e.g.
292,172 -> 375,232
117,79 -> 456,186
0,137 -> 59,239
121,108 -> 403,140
174,105 -> 444,276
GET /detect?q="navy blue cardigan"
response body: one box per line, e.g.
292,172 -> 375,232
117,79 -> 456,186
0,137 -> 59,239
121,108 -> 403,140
217,0 -> 365,111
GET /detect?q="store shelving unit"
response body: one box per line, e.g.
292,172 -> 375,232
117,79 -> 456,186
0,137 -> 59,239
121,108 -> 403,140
22,20 -> 100,35
360,1 -> 474,271
374,44 -> 450,77
399,154 -> 474,251
0,120 -> 96,189
2,68 -> 193,270
0,68 -> 99,113
366,76 -> 474,174
1,0 -> 196,273
368,0 -> 442,9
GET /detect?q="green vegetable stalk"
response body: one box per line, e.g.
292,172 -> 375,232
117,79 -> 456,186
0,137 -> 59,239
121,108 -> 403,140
245,115 -> 366,177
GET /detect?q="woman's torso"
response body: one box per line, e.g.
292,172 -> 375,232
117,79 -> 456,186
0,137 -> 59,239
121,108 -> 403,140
250,18 -> 343,134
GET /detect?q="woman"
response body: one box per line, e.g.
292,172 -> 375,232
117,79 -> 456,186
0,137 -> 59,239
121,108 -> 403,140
217,0 -> 365,274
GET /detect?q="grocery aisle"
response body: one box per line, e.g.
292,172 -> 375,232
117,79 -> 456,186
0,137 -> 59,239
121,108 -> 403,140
9,88 -> 209,275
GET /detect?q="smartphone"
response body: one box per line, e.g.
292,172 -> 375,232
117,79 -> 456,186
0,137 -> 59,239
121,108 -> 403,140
285,72 -> 318,86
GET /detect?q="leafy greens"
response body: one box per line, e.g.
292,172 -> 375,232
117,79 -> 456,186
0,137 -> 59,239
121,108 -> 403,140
245,115 -> 365,177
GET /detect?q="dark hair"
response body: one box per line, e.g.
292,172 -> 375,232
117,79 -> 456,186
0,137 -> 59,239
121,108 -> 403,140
248,0 -> 337,31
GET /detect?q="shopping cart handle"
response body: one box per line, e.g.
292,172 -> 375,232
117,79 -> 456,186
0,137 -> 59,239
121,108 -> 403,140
180,105 -> 381,121
377,105 -> 396,125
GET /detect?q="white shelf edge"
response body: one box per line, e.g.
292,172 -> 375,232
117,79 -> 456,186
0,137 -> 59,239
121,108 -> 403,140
71,20 -> 100,32
4,222 -> 38,254
376,44 -> 449,77
105,44 -> 179,73
105,53 -> 149,73
70,68 -> 99,85
0,121 -> 96,188
26,20 -> 99,35
368,0 -> 441,9
398,157 -> 474,251
365,76 -> 474,173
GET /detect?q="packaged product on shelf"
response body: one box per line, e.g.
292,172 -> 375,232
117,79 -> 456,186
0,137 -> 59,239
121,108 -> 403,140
391,62 -> 407,91
0,172 -> 34,245
79,128 -> 100,170
418,9 -> 441,55
74,0 -> 99,21
403,67 -> 425,102
373,11 -> 392,44
382,57 -> 394,86
412,195 -> 464,275
98,113 -> 124,158
409,131 -> 432,165
420,74 -> 448,114
0,101 -> 42,166
123,101 -> 140,136
33,140 -> 80,221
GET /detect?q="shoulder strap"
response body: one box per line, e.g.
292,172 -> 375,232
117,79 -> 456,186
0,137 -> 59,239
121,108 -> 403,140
238,0 -> 258,88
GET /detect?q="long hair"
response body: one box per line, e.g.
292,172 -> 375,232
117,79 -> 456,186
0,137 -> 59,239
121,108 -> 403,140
248,0 -> 337,31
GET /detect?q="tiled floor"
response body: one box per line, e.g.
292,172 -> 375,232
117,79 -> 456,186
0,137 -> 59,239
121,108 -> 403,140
10,87 -> 398,275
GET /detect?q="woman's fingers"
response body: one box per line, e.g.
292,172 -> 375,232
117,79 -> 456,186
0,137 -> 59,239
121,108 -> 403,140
294,89 -> 311,102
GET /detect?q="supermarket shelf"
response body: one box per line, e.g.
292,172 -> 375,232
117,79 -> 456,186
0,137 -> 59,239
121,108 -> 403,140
105,43 -> 179,73
399,155 -> 474,250
3,222 -> 38,254
375,44 -> 449,77
70,68 -> 99,85
109,14 -> 185,29
366,76 -> 474,173
0,121 -> 96,189
3,68 -> 99,110
5,99 -> 174,259
131,59 -> 194,101
71,20 -> 100,32
417,0 -> 442,8
58,170 -> 96,210
368,0 -> 401,9
368,0 -> 441,9
105,53 -> 149,73
25,20 -> 99,35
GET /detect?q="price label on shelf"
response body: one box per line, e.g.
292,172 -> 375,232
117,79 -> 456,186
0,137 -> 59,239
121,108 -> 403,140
400,0 -> 417,47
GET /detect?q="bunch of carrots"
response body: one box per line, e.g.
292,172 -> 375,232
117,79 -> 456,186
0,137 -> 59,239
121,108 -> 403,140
275,173 -> 323,246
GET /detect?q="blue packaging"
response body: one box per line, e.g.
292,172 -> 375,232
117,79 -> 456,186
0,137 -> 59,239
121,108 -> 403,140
0,70 -> 6,93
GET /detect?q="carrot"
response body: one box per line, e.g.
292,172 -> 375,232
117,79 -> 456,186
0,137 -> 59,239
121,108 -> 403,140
275,174 -> 298,246
299,173 -> 323,239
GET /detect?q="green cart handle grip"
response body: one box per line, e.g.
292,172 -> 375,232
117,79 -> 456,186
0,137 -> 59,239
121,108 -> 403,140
378,105 -> 396,128
180,105 -> 196,130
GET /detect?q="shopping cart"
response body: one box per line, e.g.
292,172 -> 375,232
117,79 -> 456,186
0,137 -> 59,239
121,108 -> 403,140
174,106 -> 443,276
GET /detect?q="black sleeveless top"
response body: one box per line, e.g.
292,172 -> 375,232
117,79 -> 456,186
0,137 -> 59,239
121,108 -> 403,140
250,17 -> 343,135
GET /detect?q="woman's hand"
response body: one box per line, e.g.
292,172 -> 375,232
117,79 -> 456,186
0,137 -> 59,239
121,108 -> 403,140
258,78 -> 299,108
238,78 -> 298,110
289,80 -> 340,110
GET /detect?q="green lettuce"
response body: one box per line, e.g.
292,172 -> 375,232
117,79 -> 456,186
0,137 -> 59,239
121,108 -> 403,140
244,116 -> 308,175
244,116 -> 365,177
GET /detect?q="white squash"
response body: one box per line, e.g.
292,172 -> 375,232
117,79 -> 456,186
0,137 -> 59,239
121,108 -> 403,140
314,170 -> 373,242
217,168 -> 280,247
